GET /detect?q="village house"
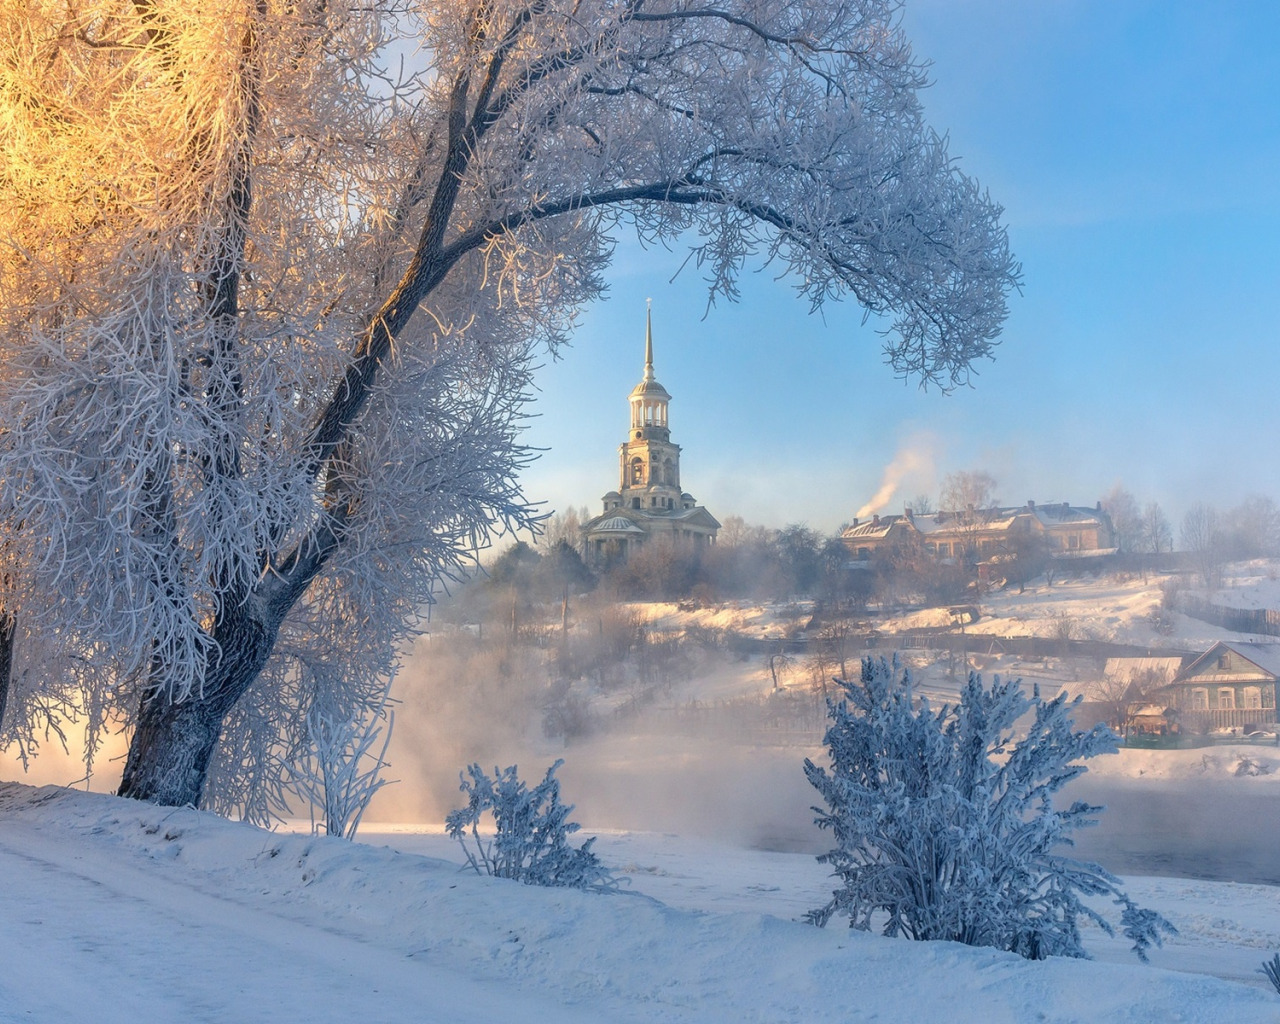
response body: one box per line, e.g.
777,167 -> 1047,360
580,306 -> 719,567
840,501 -> 1117,565
1087,656 -> 1185,736
1160,640 -> 1280,732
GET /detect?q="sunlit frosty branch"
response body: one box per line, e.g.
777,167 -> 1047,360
0,0 -> 1018,810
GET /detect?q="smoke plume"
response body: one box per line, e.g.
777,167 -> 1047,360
855,437 -> 936,519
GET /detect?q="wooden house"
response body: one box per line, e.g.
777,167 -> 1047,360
1161,641 -> 1280,732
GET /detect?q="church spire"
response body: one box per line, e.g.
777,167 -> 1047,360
643,298 -> 655,382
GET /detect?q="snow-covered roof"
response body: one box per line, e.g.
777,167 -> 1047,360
842,503 -> 1111,541
629,379 -> 671,399
1030,504 -> 1107,527
1176,640 -> 1280,682
910,510 -> 1021,535
1103,657 -> 1184,685
1228,643 -> 1280,677
842,515 -> 903,539
585,505 -> 720,533
592,516 -> 646,534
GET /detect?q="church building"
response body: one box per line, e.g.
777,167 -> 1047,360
581,306 -> 720,567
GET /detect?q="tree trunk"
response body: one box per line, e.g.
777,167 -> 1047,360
116,695 -> 227,807
118,605 -> 280,806
0,613 -> 14,735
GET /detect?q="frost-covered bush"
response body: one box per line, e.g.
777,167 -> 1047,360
1235,756 -> 1274,777
804,657 -> 1175,960
285,689 -> 396,840
446,760 -> 616,891
1262,953 -> 1280,995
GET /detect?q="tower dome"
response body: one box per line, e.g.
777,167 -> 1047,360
628,302 -> 671,439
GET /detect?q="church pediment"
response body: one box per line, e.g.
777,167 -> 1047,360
672,506 -> 721,529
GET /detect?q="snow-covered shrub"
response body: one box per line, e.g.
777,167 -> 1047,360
804,657 -> 1175,960
1261,953 -> 1280,995
446,760 -> 616,891
1146,607 -> 1177,636
1235,756 -> 1274,777
283,677 -> 397,839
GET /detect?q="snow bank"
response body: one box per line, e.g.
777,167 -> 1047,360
0,783 -> 1276,1023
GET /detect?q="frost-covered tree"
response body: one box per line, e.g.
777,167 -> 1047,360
1101,485 -> 1141,554
1223,494 -> 1280,560
0,1 -> 1018,808
1139,501 -> 1173,556
805,658 -> 1174,960
1181,503 -> 1224,588
939,470 -> 998,518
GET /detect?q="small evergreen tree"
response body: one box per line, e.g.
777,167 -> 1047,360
446,760 -> 616,891
804,658 -> 1174,961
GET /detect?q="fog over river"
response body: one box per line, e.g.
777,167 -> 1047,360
536,738 -> 1280,888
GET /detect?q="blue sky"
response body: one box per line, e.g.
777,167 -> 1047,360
518,0 -> 1280,534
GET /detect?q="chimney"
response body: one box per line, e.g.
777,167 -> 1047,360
872,514 -> 881,526
904,506 -> 914,520
852,517 -> 859,528
1027,499 -> 1035,509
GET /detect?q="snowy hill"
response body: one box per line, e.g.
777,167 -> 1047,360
1,782 -> 1278,1023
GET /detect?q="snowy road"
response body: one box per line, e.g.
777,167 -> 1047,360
0,805 -> 613,1024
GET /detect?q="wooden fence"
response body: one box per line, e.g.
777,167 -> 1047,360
1180,597 -> 1280,638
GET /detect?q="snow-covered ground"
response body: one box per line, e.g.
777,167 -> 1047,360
1,781 -> 1279,1024
628,561 -> 1280,652
6,565 -> 1280,1021
1200,560 -> 1280,612
597,564 -> 1280,727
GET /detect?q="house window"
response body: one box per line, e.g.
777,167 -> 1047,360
1068,535 -> 1080,549
1190,688 -> 1209,711
1243,687 -> 1262,710
1265,688 -> 1276,709
1218,652 -> 1230,670
1218,687 -> 1235,710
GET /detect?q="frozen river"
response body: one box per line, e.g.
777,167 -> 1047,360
551,736 -> 1280,887
1065,780 -> 1280,886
